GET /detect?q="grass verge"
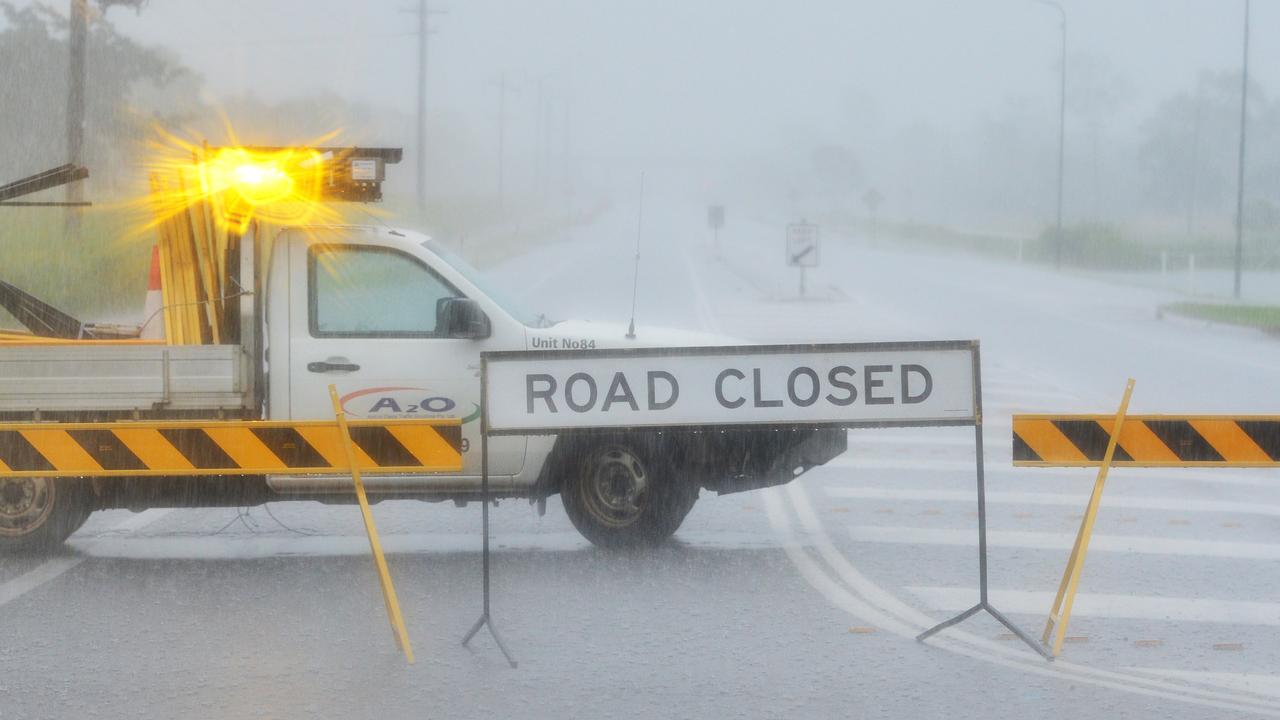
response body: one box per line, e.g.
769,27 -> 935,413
1163,302 -> 1280,332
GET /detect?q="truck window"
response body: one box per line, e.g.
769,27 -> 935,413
309,244 -> 461,337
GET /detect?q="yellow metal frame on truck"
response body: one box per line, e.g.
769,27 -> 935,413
0,418 -> 462,478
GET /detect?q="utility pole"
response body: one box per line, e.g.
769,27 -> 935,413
493,73 -> 518,213
1187,78 -> 1203,237
66,0 -> 88,229
1233,0 -> 1251,300
1038,0 -> 1067,270
534,77 -> 545,202
403,1 -> 446,212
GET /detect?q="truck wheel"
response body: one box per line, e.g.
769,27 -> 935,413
562,441 -> 698,548
0,477 -> 92,553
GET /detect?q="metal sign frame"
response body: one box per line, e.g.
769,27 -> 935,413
462,339 -> 1051,664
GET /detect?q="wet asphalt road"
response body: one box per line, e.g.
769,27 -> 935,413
3,198 -> 1280,719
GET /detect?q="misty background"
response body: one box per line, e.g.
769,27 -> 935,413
2,0 -> 1278,306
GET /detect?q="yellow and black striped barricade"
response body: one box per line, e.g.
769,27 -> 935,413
0,412 -> 463,666
1011,384 -> 1279,657
1014,414 -> 1280,467
0,418 -> 461,477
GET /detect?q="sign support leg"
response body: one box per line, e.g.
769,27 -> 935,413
328,385 -> 414,664
1043,379 -> 1135,657
916,349 -> 1052,660
461,366 -> 518,668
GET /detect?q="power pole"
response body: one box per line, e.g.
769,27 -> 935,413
1038,0 -> 1067,270
66,0 -> 88,228
493,74 -> 518,213
1233,0 -> 1251,300
403,1 -> 446,212
1187,78 -> 1203,237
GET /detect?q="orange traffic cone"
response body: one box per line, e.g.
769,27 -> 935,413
140,245 -> 165,340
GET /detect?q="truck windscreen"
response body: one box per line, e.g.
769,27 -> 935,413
422,239 -> 555,328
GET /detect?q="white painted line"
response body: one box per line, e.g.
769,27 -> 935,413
772,484 -> 1280,715
848,525 -> 1280,560
74,529 -> 795,560
908,586 -> 1280,626
826,486 -> 1280,517
0,509 -> 170,609
819,450 -> 1280,484
1123,669 -> 1280,701
0,556 -> 87,607
819,456 -> 1279,487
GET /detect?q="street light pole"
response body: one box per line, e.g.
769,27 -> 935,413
1039,0 -> 1067,270
1233,0 -> 1251,300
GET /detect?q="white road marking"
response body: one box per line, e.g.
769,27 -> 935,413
848,525 -> 1280,560
0,509 -> 170,609
0,556 -> 86,607
909,586 -> 1280,626
764,484 -> 1280,716
1123,669 -> 1280,701
825,486 -> 1280,517
72,529 -> 788,560
821,456 -> 1279,487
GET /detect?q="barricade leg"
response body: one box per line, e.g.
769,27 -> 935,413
917,349 -> 1052,659
1043,379 -> 1134,657
460,373 -> 518,668
329,385 -> 415,665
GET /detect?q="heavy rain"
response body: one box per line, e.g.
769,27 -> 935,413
2,1 -> 1280,718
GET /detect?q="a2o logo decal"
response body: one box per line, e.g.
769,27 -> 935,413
341,386 -> 458,418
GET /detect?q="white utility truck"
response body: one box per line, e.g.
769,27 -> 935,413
0,148 -> 846,551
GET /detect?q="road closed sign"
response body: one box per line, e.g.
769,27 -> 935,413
482,341 -> 978,434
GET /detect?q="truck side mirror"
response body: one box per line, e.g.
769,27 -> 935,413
437,297 -> 491,339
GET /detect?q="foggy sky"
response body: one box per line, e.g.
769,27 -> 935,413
5,0 -> 1276,231
77,0 -> 1273,160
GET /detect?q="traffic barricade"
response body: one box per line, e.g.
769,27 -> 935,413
1012,379 -> 1278,656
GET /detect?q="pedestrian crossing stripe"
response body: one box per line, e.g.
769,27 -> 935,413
0,418 -> 462,477
1013,415 -> 1280,467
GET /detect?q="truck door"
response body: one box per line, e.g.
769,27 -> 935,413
283,231 -> 524,477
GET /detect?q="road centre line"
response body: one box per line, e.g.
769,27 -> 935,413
825,486 -> 1280,517
908,586 -> 1280,626
848,525 -> 1280,560
0,509 -> 170,609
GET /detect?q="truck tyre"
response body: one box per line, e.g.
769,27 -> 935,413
0,477 -> 92,553
562,439 -> 698,548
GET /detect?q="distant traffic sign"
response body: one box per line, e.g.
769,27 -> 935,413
707,205 -> 725,230
786,222 -> 820,268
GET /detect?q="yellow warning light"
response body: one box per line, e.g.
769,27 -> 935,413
140,128 -> 344,236
198,145 -> 329,232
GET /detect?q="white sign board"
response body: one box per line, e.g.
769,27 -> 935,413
483,342 -> 977,434
786,223 -> 820,267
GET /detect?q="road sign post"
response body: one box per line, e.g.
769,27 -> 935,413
786,222 -> 820,298
708,204 -> 725,256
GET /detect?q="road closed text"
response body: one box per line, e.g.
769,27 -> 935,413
485,343 -> 976,432
525,364 -> 933,416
